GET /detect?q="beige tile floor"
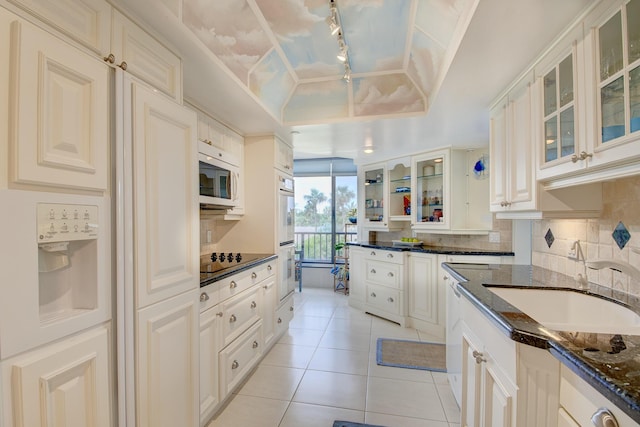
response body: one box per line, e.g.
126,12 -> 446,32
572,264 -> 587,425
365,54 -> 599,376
207,288 -> 461,427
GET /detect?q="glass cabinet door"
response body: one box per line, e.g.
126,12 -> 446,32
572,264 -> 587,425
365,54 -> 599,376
414,156 -> 445,225
598,0 -> 640,143
542,53 -> 576,164
388,162 -> 411,219
363,167 -> 385,223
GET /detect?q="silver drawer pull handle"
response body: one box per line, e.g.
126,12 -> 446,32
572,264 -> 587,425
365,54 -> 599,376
370,292 -> 377,297
472,350 -> 486,364
277,317 -> 282,324
267,265 -> 272,271
251,272 -> 257,279
443,276 -> 448,281
387,297 -> 394,303
199,292 -> 209,302
216,312 -> 223,317
231,360 -> 239,369
370,269 -> 376,274
230,281 -> 237,289
387,272 -> 394,277
591,408 -> 619,427
387,253 -> 393,258
289,306 -> 294,311
229,314 -> 237,323
250,301 -> 257,309
370,251 -> 376,256
263,285 -> 268,289
252,340 -> 259,349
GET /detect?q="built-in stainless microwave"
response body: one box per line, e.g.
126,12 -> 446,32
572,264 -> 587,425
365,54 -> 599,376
199,151 -> 239,208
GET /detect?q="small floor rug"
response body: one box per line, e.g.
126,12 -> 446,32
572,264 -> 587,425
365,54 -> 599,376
333,422 -> 387,427
376,338 -> 446,372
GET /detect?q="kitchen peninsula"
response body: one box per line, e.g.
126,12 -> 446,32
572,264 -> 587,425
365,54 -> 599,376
444,262 -> 640,426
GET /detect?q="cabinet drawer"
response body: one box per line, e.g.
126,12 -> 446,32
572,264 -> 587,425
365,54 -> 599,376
218,262 -> 275,302
219,320 -> 263,397
199,282 -> 220,313
366,284 -> 401,315
364,248 -> 404,265
365,261 -> 402,289
221,285 -> 261,347
275,295 -> 294,337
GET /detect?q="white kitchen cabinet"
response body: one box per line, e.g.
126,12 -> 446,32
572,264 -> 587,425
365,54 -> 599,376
137,290 -> 200,427
535,24 -> 586,181
407,252 -> 443,339
412,147 -> 491,233
387,157 -> 412,221
360,248 -> 407,325
359,163 -> 391,229
7,0 -> 111,56
461,308 -> 517,427
111,9 -> 182,102
262,275 -> 277,349
130,81 -> 199,309
7,15 -> 110,191
460,293 -> 561,427
348,246 -> 365,310
220,285 -> 261,348
199,304 -> 221,426
275,137 -> 294,174
274,294 -> 294,339
559,364 -> 639,427
219,320 -> 263,398
8,0 -> 182,103
1,324 -> 112,427
490,75 -> 602,218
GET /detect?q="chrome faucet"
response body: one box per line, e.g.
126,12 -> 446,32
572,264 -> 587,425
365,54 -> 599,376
570,240 -> 589,289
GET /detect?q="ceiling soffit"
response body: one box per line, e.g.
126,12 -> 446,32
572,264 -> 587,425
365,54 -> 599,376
182,0 -> 478,126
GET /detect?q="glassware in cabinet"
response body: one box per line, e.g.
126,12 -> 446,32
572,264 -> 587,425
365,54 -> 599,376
388,161 -> 411,219
413,155 -> 445,226
363,166 -> 385,224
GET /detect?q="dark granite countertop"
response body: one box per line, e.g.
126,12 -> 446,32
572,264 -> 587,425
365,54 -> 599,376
347,241 -> 515,257
442,262 -> 640,424
200,254 -> 277,287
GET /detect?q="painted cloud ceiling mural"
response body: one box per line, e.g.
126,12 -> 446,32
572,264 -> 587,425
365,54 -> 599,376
182,0 -> 477,125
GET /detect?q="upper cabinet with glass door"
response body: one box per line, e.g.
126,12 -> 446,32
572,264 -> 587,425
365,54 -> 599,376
541,0 -> 640,187
387,159 -> 412,222
412,148 -> 491,233
359,163 -> 388,229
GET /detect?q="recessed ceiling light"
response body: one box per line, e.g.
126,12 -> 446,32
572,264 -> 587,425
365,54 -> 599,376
363,147 -> 374,154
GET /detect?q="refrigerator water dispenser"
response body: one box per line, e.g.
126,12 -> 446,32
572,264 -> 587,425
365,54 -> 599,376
37,203 -> 99,324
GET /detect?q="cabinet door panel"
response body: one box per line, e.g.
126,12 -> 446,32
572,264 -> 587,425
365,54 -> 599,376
112,10 -> 181,102
10,19 -> 109,191
8,326 -> 111,427
132,83 -> 198,308
408,254 -> 438,324
137,291 -> 199,427
461,334 -> 482,427
8,0 -> 111,54
483,365 -> 513,427
489,101 -> 508,210
509,85 -> 535,208
262,277 -> 277,349
200,307 -> 221,424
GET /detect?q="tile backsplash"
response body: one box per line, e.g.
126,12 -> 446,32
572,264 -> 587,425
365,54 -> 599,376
532,175 -> 640,295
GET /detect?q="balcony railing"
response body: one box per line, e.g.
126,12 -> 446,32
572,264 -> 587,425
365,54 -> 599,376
295,230 -> 357,263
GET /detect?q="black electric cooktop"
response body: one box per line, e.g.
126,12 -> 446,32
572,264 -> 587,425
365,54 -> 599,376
199,252 -> 273,283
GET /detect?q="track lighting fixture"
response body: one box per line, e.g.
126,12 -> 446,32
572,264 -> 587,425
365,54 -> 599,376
327,0 -> 352,83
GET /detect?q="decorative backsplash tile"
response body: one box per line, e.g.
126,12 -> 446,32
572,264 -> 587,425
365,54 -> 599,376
532,175 -> 640,296
612,221 -> 631,249
545,228 -> 555,248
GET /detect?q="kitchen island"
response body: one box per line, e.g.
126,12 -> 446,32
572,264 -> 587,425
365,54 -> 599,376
443,262 -> 640,426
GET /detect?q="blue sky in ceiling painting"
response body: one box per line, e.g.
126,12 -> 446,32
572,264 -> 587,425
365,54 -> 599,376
182,0 -> 471,124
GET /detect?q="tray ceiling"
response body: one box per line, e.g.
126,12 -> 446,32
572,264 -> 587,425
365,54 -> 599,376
182,0 -> 477,125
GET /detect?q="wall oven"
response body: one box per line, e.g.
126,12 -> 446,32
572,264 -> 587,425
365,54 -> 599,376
198,151 -> 239,208
277,174 -> 294,246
